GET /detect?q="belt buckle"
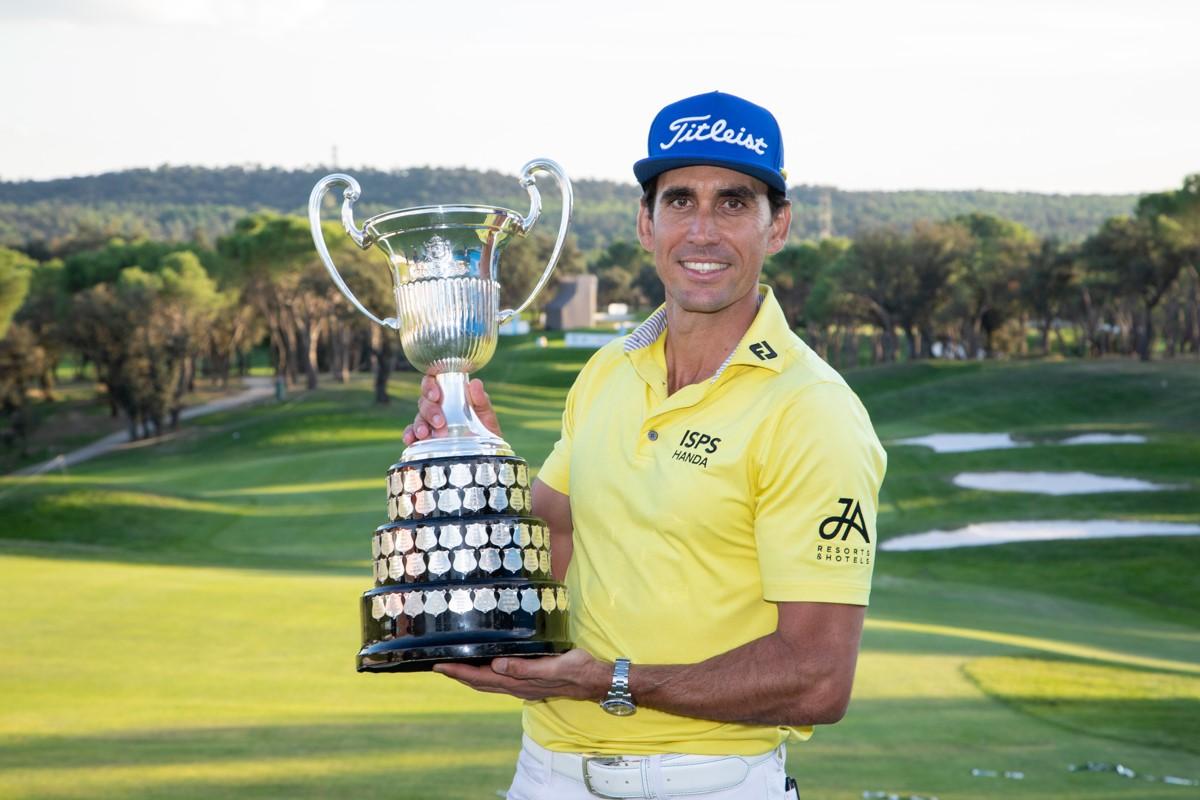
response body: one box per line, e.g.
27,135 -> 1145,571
581,756 -> 627,799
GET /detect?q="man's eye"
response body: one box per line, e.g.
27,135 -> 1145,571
723,198 -> 746,210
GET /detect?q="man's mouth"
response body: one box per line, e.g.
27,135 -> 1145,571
680,261 -> 730,274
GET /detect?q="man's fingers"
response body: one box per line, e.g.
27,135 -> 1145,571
420,374 -> 441,402
405,421 -> 434,443
493,654 -> 573,681
468,379 -> 503,436
417,396 -> 446,430
434,663 -> 529,694
493,657 -> 544,678
433,662 -> 516,683
467,379 -> 489,408
414,376 -> 499,438
404,373 -> 445,443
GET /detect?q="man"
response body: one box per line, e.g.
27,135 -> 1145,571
404,91 -> 886,799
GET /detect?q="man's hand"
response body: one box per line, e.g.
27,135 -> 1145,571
403,373 -> 502,444
433,649 -> 609,702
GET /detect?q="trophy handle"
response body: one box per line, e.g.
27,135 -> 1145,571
498,158 -> 574,324
308,173 -> 400,330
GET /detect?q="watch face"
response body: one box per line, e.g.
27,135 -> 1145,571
601,699 -> 637,717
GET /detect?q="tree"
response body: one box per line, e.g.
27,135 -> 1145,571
589,240 -> 654,308
1136,173 -> 1200,221
220,213 -> 322,388
1134,174 -> 1200,359
0,247 -> 34,339
15,258 -> 67,397
0,324 -> 47,454
836,221 -> 970,361
841,228 -> 909,360
1020,239 -> 1079,355
763,239 -> 850,330
203,289 -> 258,387
500,231 -> 586,317
805,256 -> 860,366
69,253 -> 220,438
60,238 -> 220,293
907,221 -> 973,357
153,252 -> 215,397
332,243 -> 398,403
1083,215 -> 1196,360
951,213 -> 1038,357
632,261 -> 666,309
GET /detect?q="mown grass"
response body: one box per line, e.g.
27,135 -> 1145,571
884,536 -> 1200,629
963,656 -> 1200,755
1,339 -> 1197,799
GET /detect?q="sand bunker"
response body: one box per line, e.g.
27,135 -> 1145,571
895,433 -> 1029,453
896,431 -> 1147,453
953,471 -> 1173,495
883,519 -> 1200,551
1059,433 -> 1147,445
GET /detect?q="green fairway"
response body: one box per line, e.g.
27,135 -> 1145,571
1,339 -> 1197,799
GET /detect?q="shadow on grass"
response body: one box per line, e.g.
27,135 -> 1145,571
962,656 -> 1200,756
0,479 -> 374,576
0,713 -> 520,771
0,713 -> 523,800
5,694 -> 1195,800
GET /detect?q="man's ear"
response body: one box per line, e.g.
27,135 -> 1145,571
766,203 -> 792,255
636,201 -> 655,251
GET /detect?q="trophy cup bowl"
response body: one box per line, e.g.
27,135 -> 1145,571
309,160 -> 574,672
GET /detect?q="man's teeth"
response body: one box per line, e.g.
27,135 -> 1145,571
682,261 -> 729,273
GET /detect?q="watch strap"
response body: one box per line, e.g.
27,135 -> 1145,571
610,657 -> 631,696
600,657 -> 636,714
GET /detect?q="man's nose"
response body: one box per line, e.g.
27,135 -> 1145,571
687,206 -> 721,244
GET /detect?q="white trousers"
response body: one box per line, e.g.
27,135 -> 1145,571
506,735 -> 798,800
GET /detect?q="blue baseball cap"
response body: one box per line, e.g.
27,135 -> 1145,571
633,91 -> 787,193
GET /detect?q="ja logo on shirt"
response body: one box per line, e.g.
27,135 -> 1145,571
819,498 -> 871,543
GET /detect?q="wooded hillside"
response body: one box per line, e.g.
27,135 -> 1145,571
0,165 -> 1136,256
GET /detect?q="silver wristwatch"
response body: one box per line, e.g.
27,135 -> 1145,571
599,657 -> 636,716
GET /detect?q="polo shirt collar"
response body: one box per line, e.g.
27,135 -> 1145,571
623,285 -> 791,382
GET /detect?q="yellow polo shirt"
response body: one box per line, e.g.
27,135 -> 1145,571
526,286 -> 886,755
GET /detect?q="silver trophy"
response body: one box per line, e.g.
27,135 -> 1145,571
309,159 -> 572,460
308,161 -> 574,671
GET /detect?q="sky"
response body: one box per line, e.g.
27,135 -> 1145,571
1,0 -> 1197,195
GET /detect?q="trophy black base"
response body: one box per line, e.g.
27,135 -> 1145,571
358,636 -> 572,673
358,578 -> 572,672
359,452 -> 573,674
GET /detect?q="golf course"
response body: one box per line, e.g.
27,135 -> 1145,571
1,340 -> 1197,800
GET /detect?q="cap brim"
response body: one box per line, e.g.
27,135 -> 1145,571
633,155 -> 788,194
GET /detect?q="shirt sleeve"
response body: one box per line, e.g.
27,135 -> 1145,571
534,377 -> 579,495
753,381 -> 887,606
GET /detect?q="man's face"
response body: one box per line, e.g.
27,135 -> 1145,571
637,165 -> 790,316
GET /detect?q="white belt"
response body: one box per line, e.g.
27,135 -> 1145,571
523,735 -> 778,799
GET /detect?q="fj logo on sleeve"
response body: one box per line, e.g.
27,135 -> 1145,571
819,498 -> 871,543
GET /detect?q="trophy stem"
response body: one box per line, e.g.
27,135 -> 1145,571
399,372 -> 514,461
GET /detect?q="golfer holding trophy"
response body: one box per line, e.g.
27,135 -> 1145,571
312,90 -> 884,800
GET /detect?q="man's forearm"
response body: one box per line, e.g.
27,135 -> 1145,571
436,604 -> 864,723
624,629 -> 854,727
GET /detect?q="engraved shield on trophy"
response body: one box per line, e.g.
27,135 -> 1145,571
309,160 -> 574,672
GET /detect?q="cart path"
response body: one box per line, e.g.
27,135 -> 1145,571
13,376 -> 275,476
